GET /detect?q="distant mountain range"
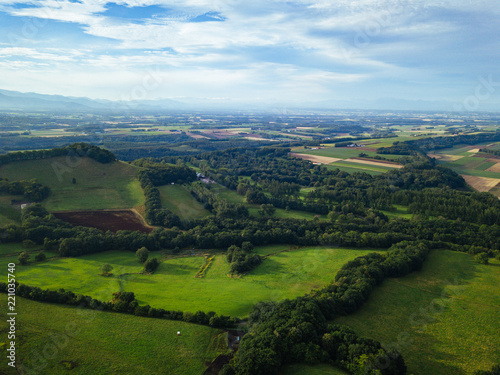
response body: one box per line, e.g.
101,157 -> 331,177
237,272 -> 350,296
0,88 -> 495,113
0,89 -> 190,112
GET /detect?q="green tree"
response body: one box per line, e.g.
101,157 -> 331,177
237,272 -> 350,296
101,263 -> 113,275
18,251 -> 30,265
474,253 -> 489,265
136,247 -> 150,263
258,204 -> 275,217
34,252 -> 46,262
22,239 -> 36,248
143,258 -> 159,273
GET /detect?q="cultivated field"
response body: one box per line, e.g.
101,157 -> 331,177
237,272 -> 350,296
53,209 -> 153,233
461,175 -> 500,192
0,157 -> 145,211
0,297 -> 226,375
335,250 -> 500,375
290,145 -> 404,175
430,144 -> 500,196
428,153 -> 465,162
0,246 -> 379,317
343,157 -> 403,168
289,153 -> 341,164
485,162 -> 500,173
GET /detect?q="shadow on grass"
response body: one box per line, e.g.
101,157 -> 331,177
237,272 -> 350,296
249,257 -> 285,277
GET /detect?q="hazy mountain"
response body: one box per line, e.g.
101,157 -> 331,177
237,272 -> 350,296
0,89 -> 187,112
0,89 -> 495,113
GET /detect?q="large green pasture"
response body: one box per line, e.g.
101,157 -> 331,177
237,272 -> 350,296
0,246 -> 378,317
158,184 -> 212,220
0,157 -> 145,211
335,250 -> 500,375
0,297 -> 226,375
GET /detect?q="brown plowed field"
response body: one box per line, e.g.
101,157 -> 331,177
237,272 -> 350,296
53,210 -> 152,233
486,163 -> 500,173
428,154 -> 465,162
461,175 -> 500,192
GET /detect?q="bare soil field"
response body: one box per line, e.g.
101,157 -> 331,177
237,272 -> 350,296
53,210 -> 153,233
186,132 -> 209,139
344,158 -> 403,168
461,175 -> 500,192
289,153 -> 341,164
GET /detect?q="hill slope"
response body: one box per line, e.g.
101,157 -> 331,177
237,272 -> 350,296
0,156 -> 144,211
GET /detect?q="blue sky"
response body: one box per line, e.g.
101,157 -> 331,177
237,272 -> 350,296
0,0 -> 499,110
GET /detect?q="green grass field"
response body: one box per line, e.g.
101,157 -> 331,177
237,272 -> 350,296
381,205 -> 413,219
158,184 -> 212,220
0,297 -> 226,375
0,157 -> 145,211
335,250 -> 500,375
0,246 -> 379,317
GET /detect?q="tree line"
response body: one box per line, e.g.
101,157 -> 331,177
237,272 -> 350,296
0,142 -> 116,166
4,201 -> 500,260
0,178 -> 50,202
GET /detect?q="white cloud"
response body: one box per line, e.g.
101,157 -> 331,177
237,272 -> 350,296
0,0 -> 498,103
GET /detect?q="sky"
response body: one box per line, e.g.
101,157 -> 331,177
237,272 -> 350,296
0,0 -> 499,110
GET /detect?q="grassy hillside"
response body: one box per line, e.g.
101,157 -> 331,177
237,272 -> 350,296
158,184 -> 212,220
0,245 -> 378,317
0,157 -> 145,211
335,250 -> 500,375
0,297 -> 226,375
